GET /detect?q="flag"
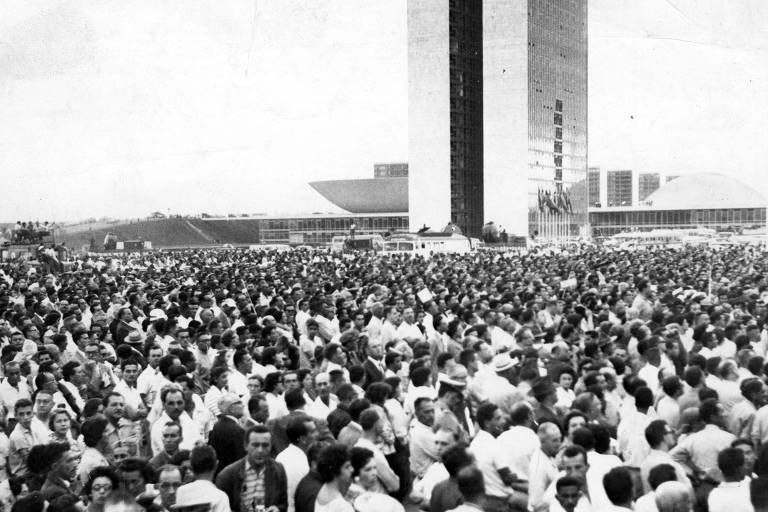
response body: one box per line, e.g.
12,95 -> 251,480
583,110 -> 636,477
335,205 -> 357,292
545,190 -> 560,214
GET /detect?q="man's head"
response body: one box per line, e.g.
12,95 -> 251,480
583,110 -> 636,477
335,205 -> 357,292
103,392 -> 126,421
189,444 -> 219,478
645,419 -> 676,451
314,373 -> 331,398
218,393 -> 244,419
121,359 -> 140,385
34,389 -> 54,417
476,402 -> 504,437
161,387 -> 186,421
655,481 -> 692,512
718,447 -> 746,482
49,442 -> 79,482
455,465 -> 485,504
118,458 -> 153,497
555,475 -> 583,512
434,428 -> 459,457
286,414 -> 318,451
603,467 -> 634,508
244,425 -> 272,468
4,362 -> 21,386
162,422 -> 183,454
538,422 -> 563,457
157,465 -> 183,510
414,397 -> 435,427
366,338 -> 383,359
560,445 -> 589,482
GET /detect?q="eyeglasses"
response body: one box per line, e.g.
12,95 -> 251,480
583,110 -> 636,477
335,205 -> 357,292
92,484 -> 113,492
159,482 -> 182,490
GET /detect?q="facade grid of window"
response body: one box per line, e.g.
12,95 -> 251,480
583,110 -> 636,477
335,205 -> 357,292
258,215 -> 409,245
448,0 -> 484,237
527,0 -> 588,212
587,169 -> 600,206
606,170 -> 633,207
589,208 -> 767,238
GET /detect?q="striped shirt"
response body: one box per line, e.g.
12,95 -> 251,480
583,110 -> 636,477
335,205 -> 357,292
242,460 -> 266,512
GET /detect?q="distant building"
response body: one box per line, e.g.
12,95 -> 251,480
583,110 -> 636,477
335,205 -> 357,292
638,173 -> 661,201
666,175 -> 680,183
606,170 -> 633,207
373,163 -> 408,178
590,173 -> 767,237
587,167 -> 601,207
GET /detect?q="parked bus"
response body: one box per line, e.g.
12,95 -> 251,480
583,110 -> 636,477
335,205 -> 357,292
382,232 -> 475,255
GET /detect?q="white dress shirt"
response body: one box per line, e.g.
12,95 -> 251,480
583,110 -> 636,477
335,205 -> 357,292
276,444 -> 309,512
469,430 -> 514,499
497,426 -> 539,480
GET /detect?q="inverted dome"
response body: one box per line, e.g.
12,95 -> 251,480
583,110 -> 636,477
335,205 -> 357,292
309,178 -> 408,213
645,173 -> 766,210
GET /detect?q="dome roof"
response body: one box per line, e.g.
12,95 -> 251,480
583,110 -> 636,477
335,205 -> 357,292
309,178 -> 408,213
645,173 -> 766,210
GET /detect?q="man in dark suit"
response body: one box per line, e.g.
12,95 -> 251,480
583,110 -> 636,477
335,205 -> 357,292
208,392 -> 246,475
215,425 -> 288,512
363,337 -> 385,388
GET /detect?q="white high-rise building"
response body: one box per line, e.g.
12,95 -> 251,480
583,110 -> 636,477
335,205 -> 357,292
408,0 -> 588,238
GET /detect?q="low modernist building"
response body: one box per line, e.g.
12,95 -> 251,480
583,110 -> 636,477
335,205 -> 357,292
589,173 -> 767,238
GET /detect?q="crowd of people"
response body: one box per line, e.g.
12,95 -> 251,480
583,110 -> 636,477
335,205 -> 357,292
9,222 -> 54,245
0,243 -> 768,512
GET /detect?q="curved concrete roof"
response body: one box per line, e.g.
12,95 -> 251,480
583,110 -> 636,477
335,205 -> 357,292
309,178 -> 408,213
645,173 -> 766,210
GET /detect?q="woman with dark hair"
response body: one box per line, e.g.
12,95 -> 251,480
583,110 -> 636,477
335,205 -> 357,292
314,443 -> 354,512
555,367 -> 577,409
48,410 -> 79,453
77,417 -> 110,486
346,447 -> 384,499
83,466 -> 119,512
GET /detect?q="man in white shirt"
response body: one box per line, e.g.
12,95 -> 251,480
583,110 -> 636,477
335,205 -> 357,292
708,448 -> 752,512
409,397 -> 439,478
137,345 -> 164,404
397,307 -> 424,344
497,402 -> 539,481
380,306 -> 401,346
470,402 -> 526,511
114,359 -> 147,420
150,386 -> 202,455
310,372 -> 337,421
0,361 -> 30,420
176,445 -> 231,512
528,422 -> 563,511
640,420 -> 692,495
275,414 -> 316,512
365,303 -> 385,341
227,349 -> 254,398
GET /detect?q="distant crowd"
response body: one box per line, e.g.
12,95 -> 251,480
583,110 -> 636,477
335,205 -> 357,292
0,243 -> 766,512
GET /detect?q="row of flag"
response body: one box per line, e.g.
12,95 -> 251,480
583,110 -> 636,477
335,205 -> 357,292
537,187 -> 574,214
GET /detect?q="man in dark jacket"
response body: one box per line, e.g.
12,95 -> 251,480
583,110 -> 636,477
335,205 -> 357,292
40,442 -> 80,502
208,392 -> 246,475
216,425 -> 288,512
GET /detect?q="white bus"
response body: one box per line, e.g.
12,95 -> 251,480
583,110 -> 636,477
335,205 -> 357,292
382,232 -> 475,255
606,228 -> 716,249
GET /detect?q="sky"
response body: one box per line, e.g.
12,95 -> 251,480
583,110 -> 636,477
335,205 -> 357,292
0,0 -> 766,222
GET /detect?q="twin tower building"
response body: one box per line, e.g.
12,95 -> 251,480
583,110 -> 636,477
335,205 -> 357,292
408,0 -> 588,238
